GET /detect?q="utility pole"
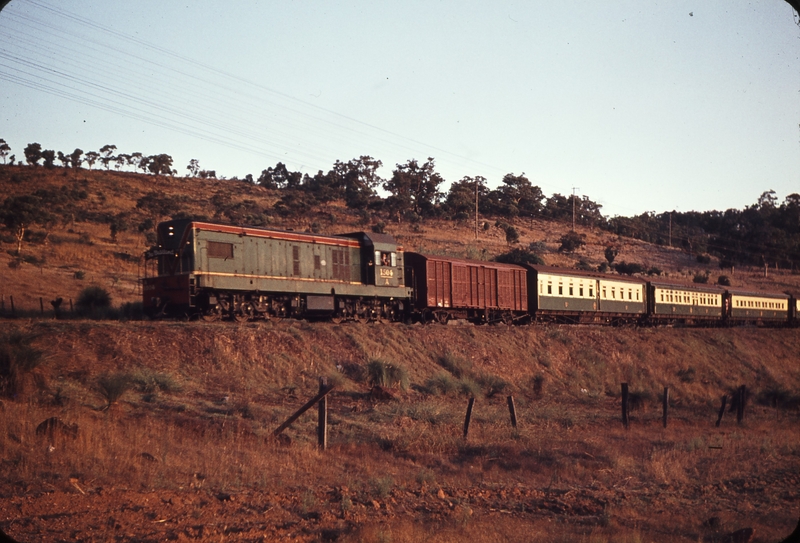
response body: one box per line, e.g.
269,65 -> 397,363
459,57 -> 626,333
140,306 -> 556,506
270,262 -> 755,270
572,187 -> 580,231
669,212 -> 672,247
475,177 -> 479,239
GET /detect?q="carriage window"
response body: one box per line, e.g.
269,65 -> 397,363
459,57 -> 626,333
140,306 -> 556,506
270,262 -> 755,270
207,241 -> 233,259
547,284 -> 552,294
579,287 -> 584,297
569,286 -> 573,296
589,287 -> 594,297
559,286 -> 563,295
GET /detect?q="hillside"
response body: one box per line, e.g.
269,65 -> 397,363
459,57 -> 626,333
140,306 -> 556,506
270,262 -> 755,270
1,320 -> 799,542
1,165 -> 798,313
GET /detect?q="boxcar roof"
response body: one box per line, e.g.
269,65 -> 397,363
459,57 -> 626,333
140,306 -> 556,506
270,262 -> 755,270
524,264 -> 646,284
406,252 -> 526,271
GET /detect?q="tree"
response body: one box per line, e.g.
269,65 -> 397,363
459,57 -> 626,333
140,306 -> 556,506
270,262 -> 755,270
604,246 -> 619,265
505,225 -> 520,245
41,149 -> 56,169
0,139 -> 10,164
56,151 -> 70,168
332,156 -> 383,208
498,173 -> 544,218
69,148 -> 83,169
187,159 -> 200,177
445,176 -> 488,219
383,158 -> 444,221
24,143 -> 42,166
99,144 -> 117,170
147,154 -> 174,176
84,151 -> 100,170
258,162 -> 301,189
0,194 -> 48,255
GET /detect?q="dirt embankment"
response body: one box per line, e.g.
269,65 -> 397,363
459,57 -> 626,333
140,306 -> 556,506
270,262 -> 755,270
1,319 -> 799,542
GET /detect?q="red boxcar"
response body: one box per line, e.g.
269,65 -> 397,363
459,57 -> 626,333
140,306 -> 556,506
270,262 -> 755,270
404,253 -> 527,323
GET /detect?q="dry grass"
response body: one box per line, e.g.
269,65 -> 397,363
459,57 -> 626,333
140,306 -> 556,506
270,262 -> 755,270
0,320 -> 798,541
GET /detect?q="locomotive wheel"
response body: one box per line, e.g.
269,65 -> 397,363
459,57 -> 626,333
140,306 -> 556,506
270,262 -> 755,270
435,310 -> 450,324
353,310 -> 368,324
330,313 -> 345,324
234,302 -> 255,323
201,305 -> 223,322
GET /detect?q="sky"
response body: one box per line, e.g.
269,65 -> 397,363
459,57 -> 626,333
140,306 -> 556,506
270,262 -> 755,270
1,0 -> 799,218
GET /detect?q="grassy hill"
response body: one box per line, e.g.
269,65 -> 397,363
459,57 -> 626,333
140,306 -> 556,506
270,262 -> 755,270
2,164 -> 798,313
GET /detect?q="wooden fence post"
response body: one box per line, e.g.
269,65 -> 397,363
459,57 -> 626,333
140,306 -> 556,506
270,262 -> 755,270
40,297 -> 44,316
10,295 -> 15,316
273,383 -> 334,437
318,378 -> 328,450
662,386 -> 669,429
716,395 -> 727,427
463,397 -> 475,440
507,395 -> 518,428
621,383 -> 629,429
1,294 -> 5,314
737,385 -> 746,424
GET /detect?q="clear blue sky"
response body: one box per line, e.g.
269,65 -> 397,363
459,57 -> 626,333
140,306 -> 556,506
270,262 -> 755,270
1,0 -> 798,217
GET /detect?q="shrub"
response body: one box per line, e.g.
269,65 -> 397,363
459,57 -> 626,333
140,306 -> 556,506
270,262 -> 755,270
366,359 -> 409,390
717,275 -> 731,286
437,351 -> 471,378
76,285 -> 111,315
696,254 -> 711,264
96,372 -> 132,409
425,373 -> 459,396
693,272 -> 709,284
558,231 -> 586,253
494,248 -> 544,266
614,261 -> 645,275
0,332 -> 44,397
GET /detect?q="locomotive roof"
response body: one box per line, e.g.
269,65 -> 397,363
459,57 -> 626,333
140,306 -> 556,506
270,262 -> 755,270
524,264 -> 646,284
181,220 -> 363,247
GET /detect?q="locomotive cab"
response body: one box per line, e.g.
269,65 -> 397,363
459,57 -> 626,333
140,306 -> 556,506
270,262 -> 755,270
142,219 -> 196,315
339,232 -> 405,288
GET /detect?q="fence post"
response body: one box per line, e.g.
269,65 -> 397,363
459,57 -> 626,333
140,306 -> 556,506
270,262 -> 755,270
463,397 -> 475,440
621,383 -> 629,429
662,386 -> 669,429
737,385 -> 746,424
318,378 -> 328,450
507,395 -> 518,428
10,296 -> 15,317
40,297 -> 44,316
716,395 -> 727,427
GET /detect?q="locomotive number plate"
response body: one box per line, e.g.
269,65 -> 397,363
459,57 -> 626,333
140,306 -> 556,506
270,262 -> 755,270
379,268 -> 394,278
